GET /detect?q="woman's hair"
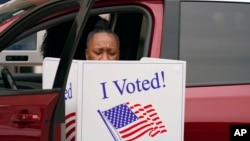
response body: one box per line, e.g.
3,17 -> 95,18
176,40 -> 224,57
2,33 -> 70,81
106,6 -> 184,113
86,18 -> 120,48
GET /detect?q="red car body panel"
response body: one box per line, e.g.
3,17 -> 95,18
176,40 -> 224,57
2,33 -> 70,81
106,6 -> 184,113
184,85 -> 250,141
185,85 -> 250,123
0,16 -> 20,33
0,92 -> 59,141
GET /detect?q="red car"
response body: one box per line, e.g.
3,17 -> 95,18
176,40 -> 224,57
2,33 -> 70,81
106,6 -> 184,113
0,0 -> 250,141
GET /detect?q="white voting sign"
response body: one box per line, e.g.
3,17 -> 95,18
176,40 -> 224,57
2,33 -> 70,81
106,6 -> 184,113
43,57 -> 186,141
77,59 -> 186,141
43,58 -> 80,141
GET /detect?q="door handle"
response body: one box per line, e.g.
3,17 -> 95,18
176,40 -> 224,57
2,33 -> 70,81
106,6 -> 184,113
12,113 -> 40,123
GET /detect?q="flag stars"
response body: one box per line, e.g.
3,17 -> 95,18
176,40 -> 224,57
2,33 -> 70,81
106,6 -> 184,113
103,103 -> 138,129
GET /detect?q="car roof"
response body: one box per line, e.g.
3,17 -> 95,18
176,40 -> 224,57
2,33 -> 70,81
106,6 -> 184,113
0,0 -> 80,33
0,0 -> 52,31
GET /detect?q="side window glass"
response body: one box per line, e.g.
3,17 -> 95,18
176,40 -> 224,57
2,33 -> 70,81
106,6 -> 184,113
0,18 -> 74,90
0,30 -> 45,89
180,2 -> 250,85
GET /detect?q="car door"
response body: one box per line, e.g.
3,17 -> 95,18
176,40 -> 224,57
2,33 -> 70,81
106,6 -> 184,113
0,0 -> 93,140
0,90 -> 60,141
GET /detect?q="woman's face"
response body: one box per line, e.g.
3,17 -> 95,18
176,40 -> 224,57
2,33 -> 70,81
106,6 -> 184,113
85,32 -> 120,60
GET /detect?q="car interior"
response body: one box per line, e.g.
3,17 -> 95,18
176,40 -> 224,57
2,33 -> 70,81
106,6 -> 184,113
0,5 -> 152,90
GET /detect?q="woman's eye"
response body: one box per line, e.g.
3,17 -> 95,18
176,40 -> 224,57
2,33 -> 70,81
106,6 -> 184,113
108,51 -> 117,56
94,51 -> 102,55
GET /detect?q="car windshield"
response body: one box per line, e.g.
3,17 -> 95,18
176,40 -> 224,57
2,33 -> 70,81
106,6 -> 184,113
0,0 -> 50,30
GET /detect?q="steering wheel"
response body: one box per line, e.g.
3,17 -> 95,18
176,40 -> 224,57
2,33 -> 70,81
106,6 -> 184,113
1,68 -> 17,89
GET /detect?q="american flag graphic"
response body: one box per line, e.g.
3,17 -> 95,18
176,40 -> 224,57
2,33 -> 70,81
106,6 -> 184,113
99,102 -> 167,141
65,112 -> 76,141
